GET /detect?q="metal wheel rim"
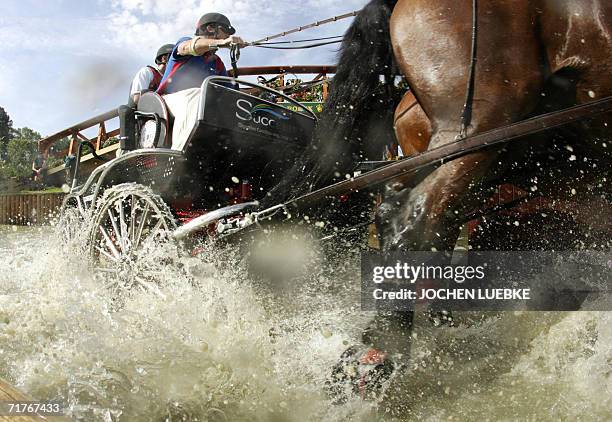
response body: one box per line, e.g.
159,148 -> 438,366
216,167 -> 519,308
91,191 -> 174,297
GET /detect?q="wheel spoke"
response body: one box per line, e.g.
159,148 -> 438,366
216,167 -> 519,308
94,246 -> 119,263
99,225 -> 121,260
134,202 -> 150,250
91,186 -> 175,300
129,194 -> 137,244
107,207 -> 124,253
119,200 -> 130,253
135,276 -> 167,299
150,217 -> 164,238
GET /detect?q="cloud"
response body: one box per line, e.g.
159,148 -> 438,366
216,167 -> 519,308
1,0 -> 369,135
106,0 -> 367,62
66,60 -> 132,110
0,63 -> 14,99
0,16 -> 119,61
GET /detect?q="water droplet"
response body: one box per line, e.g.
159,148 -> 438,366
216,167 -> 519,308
320,328 -> 332,338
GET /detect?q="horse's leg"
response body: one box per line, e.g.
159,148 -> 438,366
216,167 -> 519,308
368,1 -> 545,384
394,91 -> 432,157
384,0 -> 545,251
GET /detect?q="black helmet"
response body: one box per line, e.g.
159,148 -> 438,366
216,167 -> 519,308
196,13 -> 236,35
155,44 -> 174,64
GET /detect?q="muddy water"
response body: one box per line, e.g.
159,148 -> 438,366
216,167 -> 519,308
0,225 -> 610,421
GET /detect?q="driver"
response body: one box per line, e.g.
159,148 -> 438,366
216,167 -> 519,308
157,13 -> 246,95
153,13 -> 246,151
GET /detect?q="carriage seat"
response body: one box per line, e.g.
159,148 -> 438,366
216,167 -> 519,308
130,77 -> 317,201
135,77 -> 316,156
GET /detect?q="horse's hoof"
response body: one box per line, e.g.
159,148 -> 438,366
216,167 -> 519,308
325,346 -> 394,404
427,309 -> 455,327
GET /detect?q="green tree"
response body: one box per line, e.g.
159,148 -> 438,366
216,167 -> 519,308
51,136 -> 71,153
3,127 -> 41,180
46,136 -> 71,169
13,127 -> 41,143
0,106 -> 14,159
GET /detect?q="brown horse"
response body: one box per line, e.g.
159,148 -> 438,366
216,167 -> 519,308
317,0 -> 612,400
381,0 -> 612,251
394,90 -> 431,157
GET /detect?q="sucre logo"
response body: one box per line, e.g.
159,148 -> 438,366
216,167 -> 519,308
236,99 -> 289,127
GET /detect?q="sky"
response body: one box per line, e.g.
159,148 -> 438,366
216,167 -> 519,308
0,0 -> 368,137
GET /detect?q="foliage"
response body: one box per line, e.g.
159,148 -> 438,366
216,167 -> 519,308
0,125 -> 41,182
46,155 -> 64,169
102,136 -> 119,148
0,106 -> 14,160
13,127 -> 42,143
42,137 -> 71,170
261,76 -> 327,103
290,80 -> 325,102
3,136 -> 39,179
51,137 -> 71,153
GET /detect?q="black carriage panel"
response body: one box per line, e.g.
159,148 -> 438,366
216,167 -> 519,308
94,151 -> 184,198
198,82 -> 315,148
180,81 -> 316,205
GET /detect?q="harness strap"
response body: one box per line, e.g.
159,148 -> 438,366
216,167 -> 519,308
249,10 -> 359,45
230,44 -> 240,77
146,65 -> 163,91
156,61 -> 185,94
459,0 -> 478,139
157,52 -> 226,94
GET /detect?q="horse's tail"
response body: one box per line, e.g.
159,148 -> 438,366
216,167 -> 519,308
324,0 -> 399,126
264,0 -> 399,204
311,0 -> 400,184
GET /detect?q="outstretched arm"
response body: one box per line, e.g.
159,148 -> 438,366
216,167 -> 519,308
177,35 -> 246,57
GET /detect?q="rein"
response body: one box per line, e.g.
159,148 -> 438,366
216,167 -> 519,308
251,39 -> 343,50
253,35 -> 343,45
459,0 -> 478,138
248,11 -> 360,45
227,10 -> 359,77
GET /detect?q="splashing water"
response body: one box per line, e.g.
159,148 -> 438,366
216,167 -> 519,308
0,225 -> 375,421
0,225 -> 610,421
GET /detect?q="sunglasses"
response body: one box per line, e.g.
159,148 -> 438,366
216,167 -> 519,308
155,54 -> 169,65
199,23 -> 230,35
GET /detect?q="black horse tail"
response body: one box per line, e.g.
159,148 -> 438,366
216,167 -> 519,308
265,0 -> 399,205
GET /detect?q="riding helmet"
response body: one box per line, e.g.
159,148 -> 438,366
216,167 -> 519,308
155,44 -> 175,64
196,13 -> 236,35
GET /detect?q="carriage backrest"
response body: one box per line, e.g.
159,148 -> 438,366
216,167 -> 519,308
176,78 -> 317,196
193,78 -> 316,151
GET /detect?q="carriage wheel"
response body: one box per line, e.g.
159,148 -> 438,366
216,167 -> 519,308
57,197 -> 81,241
88,183 -> 177,297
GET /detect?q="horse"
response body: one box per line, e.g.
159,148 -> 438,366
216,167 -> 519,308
309,0 -> 612,400
393,90 -> 431,157
322,0 -> 612,250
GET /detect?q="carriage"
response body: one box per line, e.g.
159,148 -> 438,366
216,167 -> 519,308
57,67 -> 612,282
45,2 -> 612,403
58,76 -> 332,277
